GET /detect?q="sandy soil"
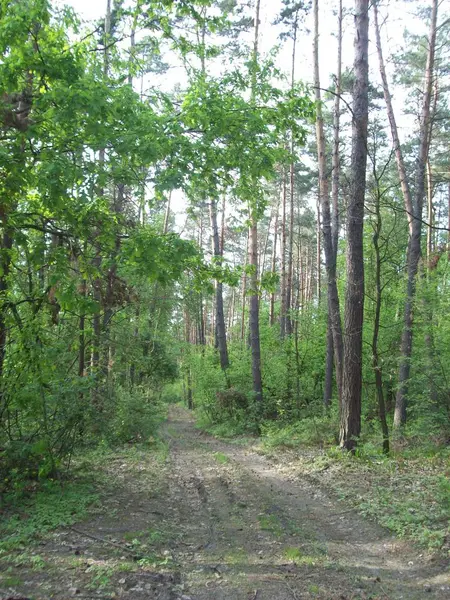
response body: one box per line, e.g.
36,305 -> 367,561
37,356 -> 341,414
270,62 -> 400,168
1,405 -> 449,600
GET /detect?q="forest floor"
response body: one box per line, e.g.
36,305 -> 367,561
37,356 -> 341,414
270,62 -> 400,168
1,405 -> 449,600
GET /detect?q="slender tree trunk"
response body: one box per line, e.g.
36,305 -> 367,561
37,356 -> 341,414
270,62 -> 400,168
372,176 -> 389,454
228,286 -> 235,335
374,0 -> 438,427
332,0 -> 343,258
313,0 -> 344,406
340,0 -> 369,451
79,277 -> 87,379
197,214 -> 206,347
163,191 -> 171,234
280,170 -> 288,338
92,0 -> 111,386
270,199 -> 280,326
286,14 -> 298,336
324,317 -> 333,408
426,160 -> 433,262
210,198 -> 229,371
394,0 -> 438,427
240,233 -> 248,342
316,198 -> 321,301
0,221 -> 13,411
447,177 -> 450,261
184,307 -> 193,409
249,0 -> 263,409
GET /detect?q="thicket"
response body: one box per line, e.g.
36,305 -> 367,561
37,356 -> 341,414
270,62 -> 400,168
1,0 -> 449,518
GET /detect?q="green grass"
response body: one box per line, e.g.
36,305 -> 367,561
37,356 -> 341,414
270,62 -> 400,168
0,480 -> 99,556
258,512 -> 285,537
258,433 -> 450,554
213,451 -> 230,464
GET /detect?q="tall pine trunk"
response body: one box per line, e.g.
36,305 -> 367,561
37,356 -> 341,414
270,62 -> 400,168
269,199 -> 280,326
210,198 -> 229,371
313,0 -> 343,407
374,0 -> 438,427
249,0 -> 263,409
340,0 -> 369,451
286,12 -> 298,336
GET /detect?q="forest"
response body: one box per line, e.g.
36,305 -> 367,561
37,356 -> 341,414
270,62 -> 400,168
0,0 -> 449,598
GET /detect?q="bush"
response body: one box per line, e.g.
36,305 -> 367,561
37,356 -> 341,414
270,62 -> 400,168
107,386 -> 167,444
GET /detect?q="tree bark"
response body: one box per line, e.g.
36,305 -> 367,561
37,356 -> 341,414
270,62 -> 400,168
210,198 -> 229,371
340,0 -> 369,451
270,199 -> 280,326
374,0 -> 438,427
394,0 -> 438,427
280,169 -> 288,338
249,0 -> 263,409
372,172 -> 389,454
323,316 -> 333,408
286,12 -> 298,337
0,221 -> 13,412
332,0 -> 343,259
313,0 -> 344,405
240,232 -> 248,342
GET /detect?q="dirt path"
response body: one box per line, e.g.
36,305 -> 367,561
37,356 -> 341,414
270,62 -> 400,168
2,406 -> 448,600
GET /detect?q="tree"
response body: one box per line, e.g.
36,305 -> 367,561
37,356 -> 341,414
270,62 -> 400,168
248,0 -> 264,410
374,0 -> 439,427
313,0 -> 344,409
340,0 -> 369,451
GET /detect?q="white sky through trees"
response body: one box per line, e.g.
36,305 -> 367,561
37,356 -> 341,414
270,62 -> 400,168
60,0 -> 433,228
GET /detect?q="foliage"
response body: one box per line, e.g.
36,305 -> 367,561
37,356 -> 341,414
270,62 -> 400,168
0,480 -> 99,555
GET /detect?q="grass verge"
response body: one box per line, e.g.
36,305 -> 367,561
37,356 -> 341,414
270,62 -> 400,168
259,424 -> 450,555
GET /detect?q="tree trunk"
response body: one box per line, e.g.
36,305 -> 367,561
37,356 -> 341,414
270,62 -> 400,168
210,198 -> 229,371
286,14 -> 298,337
280,169 -> 288,338
374,0 -> 438,427
249,0 -> 263,410
340,0 -> 369,451
270,199 -> 280,326
323,316 -> 333,408
0,221 -> 13,411
372,176 -> 389,454
394,0 -> 438,427
240,232 -> 248,342
332,0 -> 343,258
313,0 -> 344,405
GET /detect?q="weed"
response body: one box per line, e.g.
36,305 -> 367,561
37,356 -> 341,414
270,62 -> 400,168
258,512 -> 284,537
86,564 -> 114,590
0,574 -> 22,587
283,547 -> 303,562
0,481 -> 99,555
213,451 -> 230,465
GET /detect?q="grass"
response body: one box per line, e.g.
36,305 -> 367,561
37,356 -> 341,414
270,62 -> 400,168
0,480 -> 100,556
0,439 -> 170,559
258,512 -> 285,537
213,451 -> 230,464
258,423 -> 450,554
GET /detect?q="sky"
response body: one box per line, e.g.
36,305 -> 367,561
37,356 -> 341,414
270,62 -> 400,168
56,0 -> 431,227
60,0 -> 426,77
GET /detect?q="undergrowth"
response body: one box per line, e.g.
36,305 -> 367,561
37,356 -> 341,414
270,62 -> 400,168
194,398 -> 449,555
0,438 -> 169,559
0,480 -> 100,557
256,417 -> 450,555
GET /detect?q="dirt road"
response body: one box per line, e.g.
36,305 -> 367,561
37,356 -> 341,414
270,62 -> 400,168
2,406 -> 448,599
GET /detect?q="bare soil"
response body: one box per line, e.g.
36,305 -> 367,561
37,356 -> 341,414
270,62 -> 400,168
1,405 -> 449,600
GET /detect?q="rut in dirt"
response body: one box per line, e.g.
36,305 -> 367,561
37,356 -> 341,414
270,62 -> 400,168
158,406 -> 448,600
1,406 -> 449,600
